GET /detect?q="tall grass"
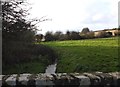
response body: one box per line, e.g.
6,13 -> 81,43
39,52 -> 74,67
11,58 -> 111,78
3,42 -> 57,74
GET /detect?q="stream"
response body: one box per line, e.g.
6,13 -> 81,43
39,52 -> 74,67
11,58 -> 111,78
45,63 -> 57,75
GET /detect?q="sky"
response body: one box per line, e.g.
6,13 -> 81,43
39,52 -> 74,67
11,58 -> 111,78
27,0 -> 119,35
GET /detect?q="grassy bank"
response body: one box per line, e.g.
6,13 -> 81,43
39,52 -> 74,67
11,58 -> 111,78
41,37 -> 119,73
3,60 -> 46,74
3,44 -> 57,74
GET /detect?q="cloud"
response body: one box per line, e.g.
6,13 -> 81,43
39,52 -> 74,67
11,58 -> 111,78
28,0 -> 118,34
1,0 -> 24,2
81,0 -> 118,26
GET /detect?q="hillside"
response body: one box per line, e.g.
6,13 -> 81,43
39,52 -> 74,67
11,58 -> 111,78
41,37 -> 119,73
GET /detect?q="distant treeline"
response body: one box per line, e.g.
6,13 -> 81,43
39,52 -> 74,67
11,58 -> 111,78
35,27 -> 120,42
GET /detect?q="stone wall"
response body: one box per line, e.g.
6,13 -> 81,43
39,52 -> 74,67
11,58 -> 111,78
1,72 -> 120,87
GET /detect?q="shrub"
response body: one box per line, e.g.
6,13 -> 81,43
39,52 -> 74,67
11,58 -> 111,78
80,32 -> 94,39
3,42 -> 57,67
69,31 -> 81,40
45,31 -> 55,41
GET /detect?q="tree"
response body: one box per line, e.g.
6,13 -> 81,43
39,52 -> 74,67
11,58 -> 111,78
45,31 -> 55,41
54,31 -> 62,40
2,0 -> 37,65
2,0 -> 36,43
69,31 -> 81,40
35,34 -> 44,42
80,27 -> 90,39
81,27 -> 90,34
65,30 -> 71,40
2,1 -> 58,74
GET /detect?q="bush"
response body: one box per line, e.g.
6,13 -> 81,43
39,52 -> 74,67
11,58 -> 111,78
3,42 -> 57,67
80,32 -> 95,39
45,31 -> 55,41
69,31 -> 81,40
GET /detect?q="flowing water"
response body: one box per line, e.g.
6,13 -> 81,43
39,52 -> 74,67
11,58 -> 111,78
45,63 -> 57,75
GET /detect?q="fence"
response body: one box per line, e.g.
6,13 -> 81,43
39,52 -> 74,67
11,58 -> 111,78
1,72 -> 120,87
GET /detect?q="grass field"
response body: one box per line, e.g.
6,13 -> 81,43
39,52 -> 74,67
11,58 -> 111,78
41,37 -> 119,73
4,37 -> 119,74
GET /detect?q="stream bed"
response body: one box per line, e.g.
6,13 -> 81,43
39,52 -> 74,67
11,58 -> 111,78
45,63 -> 57,75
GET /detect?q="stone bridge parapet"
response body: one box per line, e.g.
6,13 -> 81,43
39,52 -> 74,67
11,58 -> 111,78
1,72 -> 120,87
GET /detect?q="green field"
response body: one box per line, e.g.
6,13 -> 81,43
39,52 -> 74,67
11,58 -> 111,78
4,37 -> 119,74
41,37 -> 119,73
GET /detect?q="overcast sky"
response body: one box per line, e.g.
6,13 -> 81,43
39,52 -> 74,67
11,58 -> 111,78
27,0 -> 119,35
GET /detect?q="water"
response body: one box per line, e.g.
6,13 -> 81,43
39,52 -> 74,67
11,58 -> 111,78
45,63 -> 57,75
